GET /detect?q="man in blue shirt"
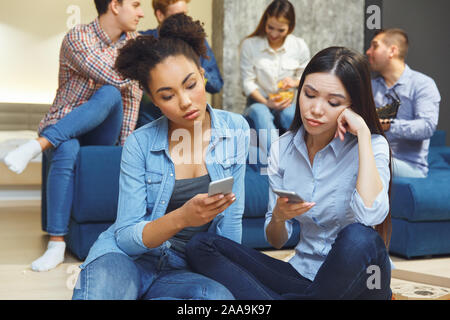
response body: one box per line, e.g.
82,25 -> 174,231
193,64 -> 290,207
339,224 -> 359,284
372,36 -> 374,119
366,28 -> 441,177
137,0 -> 224,127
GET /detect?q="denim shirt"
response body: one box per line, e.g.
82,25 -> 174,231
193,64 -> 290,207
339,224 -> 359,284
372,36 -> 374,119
81,105 -> 249,268
372,64 -> 440,175
264,127 -> 391,280
141,29 -> 224,94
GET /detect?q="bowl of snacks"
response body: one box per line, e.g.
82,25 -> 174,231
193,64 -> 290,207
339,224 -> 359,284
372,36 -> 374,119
268,91 -> 294,102
268,80 -> 295,102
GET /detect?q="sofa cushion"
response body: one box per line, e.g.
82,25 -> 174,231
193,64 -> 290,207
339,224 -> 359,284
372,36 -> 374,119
434,147 -> 450,165
67,219 -> 112,260
242,217 -> 300,249
389,218 -> 450,258
391,170 -> 450,222
429,130 -> 446,147
72,146 -> 122,223
428,149 -> 449,169
243,165 -> 269,218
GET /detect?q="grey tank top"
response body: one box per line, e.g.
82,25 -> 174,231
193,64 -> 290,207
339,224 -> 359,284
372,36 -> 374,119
165,174 -> 212,253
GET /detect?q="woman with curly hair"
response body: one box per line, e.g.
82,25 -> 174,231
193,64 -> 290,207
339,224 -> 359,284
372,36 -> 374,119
72,13 -> 249,300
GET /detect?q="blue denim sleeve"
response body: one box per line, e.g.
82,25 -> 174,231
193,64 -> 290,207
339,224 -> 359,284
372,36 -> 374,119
114,134 -> 152,256
201,40 -> 224,94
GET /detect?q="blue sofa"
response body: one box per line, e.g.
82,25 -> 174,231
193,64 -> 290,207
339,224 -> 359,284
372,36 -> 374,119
42,130 -> 450,261
41,147 -> 300,260
389,130 -> 450,258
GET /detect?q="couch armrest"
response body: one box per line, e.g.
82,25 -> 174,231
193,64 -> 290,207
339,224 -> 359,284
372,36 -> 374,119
391,173 -> 450,222
72,146 -> 123,223
437,147 -> 450,165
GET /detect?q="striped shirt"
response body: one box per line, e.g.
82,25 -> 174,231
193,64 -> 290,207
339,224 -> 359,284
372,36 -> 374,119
38,18 -> 142,145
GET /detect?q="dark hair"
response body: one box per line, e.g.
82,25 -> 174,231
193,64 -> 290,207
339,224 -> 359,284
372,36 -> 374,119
247,0 -> 296,38
290,46 -> 392,248
94,0 -> 122,16
115,13 -> 208,92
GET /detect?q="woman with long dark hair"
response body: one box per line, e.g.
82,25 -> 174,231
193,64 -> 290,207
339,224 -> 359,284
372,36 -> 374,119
186,47 -> 393,300
240,0 -> 310,155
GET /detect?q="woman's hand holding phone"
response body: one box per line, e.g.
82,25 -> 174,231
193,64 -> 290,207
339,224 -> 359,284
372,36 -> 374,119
179,193 -> 236,228
272,197 -> 315,223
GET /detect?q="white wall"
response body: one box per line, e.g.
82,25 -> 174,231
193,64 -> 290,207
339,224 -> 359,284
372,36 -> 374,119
0,0 -> 212,104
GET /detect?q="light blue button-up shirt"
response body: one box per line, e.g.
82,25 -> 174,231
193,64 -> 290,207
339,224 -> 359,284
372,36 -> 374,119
81,105 -> 249,269
264,127 -> 391,281
371,64 -> 440,176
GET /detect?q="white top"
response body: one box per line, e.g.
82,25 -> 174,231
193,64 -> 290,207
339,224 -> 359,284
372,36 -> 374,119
240,34 -> 310,98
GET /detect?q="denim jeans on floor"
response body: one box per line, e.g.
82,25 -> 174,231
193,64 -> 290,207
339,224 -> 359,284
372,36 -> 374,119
186,223 -> 392,300
72,249 -> 235,300
244,100 -> 295,156
41,85 -> 123,236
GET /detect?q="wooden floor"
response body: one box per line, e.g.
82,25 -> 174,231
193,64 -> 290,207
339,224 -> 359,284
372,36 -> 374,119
0,205 -> 80,300
0,203 -> 449,300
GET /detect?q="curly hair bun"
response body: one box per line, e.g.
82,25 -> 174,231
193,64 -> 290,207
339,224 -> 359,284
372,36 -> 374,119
159,13 -> 208,59
115,35 -> 160,83
114,14 -> 210,92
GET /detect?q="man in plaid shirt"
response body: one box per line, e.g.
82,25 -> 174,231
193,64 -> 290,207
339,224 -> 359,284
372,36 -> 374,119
39,1 -> 144,146
4,0 -> 144,272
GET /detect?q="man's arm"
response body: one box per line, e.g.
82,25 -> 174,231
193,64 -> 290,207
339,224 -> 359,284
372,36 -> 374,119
388,79 -> 440,140
202,40 -> 224,94
64,30 -> 131,88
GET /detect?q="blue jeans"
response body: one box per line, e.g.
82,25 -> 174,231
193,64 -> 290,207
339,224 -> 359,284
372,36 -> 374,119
72,249 -> 235,300
244,99 -> 296,155
41,85 -> 123,236
186,223 -> 392,300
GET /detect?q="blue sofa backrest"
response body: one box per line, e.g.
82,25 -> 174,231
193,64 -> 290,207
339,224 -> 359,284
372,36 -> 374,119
430,130 -> 446,147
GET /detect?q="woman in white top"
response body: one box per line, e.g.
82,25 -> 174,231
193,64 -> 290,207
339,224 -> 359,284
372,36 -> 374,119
240,0 -> 310,155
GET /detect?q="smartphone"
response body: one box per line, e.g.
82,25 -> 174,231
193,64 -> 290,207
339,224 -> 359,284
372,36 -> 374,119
272,188 -> 305,204
208,176 -> 234,197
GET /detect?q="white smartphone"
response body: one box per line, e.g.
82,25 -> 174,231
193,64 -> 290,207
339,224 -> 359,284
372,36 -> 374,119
208,176 -> 234,197
272,188 -> 305,204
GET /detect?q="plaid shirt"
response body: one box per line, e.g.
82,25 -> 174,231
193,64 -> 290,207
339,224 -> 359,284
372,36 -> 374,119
38,18 -> 142,145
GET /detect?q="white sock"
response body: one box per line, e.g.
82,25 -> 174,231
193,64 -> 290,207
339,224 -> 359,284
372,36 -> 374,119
31,241 -> 66,272
4,139 -> 42,174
